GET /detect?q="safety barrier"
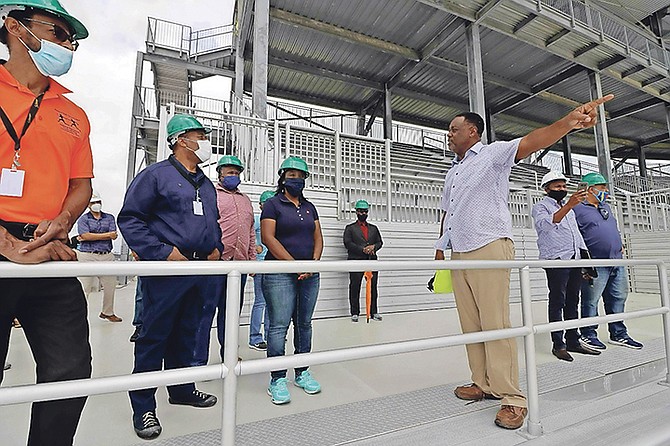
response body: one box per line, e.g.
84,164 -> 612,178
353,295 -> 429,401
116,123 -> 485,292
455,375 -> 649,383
1,257 -> 669,444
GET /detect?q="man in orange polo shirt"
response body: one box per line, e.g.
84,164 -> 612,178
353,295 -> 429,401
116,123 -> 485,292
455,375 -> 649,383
0,1 -> 93,445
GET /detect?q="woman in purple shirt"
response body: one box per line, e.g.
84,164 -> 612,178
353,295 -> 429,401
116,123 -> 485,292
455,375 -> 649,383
261,156 -> 323,405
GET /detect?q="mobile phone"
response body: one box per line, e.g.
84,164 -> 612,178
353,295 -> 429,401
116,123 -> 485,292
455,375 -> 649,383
577,181 -> 588,192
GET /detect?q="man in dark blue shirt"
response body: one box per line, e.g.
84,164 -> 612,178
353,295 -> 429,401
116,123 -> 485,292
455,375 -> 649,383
573,172 -> 643,351
118,115 -> 223,440
76,193 -> 121,322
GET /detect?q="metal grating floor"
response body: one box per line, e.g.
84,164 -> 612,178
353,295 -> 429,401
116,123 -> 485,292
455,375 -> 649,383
136,338 -> 668,446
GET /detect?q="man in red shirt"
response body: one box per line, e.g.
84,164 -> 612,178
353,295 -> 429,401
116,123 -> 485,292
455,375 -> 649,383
0,2 -> 92,445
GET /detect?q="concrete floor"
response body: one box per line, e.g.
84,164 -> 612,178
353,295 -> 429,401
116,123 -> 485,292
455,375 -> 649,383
0,280 -> 665,445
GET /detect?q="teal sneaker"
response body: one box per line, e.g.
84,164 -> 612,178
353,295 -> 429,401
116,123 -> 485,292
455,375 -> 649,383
267,378 -> 291,405
294,370 -> 321,394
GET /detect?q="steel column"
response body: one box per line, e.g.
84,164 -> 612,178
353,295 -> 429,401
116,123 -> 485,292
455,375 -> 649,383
465,23 -> 487,143
562,135 -> 573,176
637,144 -> 648,178
252,0 -> 269,119
384,84 -> 393,140
588,71 -> 612,181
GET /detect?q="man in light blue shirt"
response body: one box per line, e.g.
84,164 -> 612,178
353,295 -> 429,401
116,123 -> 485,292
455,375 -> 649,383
436,94 -> 613,430
532,171 -> 599,362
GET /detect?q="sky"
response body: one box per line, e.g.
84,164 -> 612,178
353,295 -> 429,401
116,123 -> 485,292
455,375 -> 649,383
1,0 -> 235,222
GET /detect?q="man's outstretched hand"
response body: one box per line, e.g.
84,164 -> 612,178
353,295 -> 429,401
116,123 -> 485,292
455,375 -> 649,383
565,94 -> 614,130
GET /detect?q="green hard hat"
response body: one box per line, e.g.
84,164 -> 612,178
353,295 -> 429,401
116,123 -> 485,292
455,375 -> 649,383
259,190 -> 275,203
354,199 -> 370,210
278,156 -> 310,178
216,155 -> 244,172
166,114 -> 211,141
582,172 -> 608,186
0,0 -> 88,39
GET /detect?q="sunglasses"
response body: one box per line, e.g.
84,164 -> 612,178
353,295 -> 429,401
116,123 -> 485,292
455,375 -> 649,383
356,209 -> 368,214
597,205 -> 610,220
22,18 -> 79,50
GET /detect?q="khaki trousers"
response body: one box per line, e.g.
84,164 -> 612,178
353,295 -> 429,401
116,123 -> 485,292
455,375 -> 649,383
451,238 -> 526,408
76,251 -> 117,315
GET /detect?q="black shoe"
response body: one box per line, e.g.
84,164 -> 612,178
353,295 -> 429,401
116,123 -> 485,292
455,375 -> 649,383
130,326 -> 141,343
249,341 -> 267,351
551,348 -> 574,362
133,411 -> 162,439
567,344 -> 601,355
168,389 -> 217,408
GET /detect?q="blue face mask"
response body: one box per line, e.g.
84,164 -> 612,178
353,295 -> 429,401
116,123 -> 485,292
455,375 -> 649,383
220,175 -> 241,190
19,23 -> 73,77
593,189 -> 608,203
283,178 -> 305,196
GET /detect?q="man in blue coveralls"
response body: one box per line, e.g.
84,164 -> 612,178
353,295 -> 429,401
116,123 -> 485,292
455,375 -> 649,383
118,114 -> 223,440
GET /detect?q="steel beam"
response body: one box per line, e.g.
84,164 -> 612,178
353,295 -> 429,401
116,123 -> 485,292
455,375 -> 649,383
268,53 -> 383,90
609,98 -> 664,120
641,75 -> 666,87
620,65 -> 646,78
143,53 -> 235,78
513,13 -> 537,34
474,0 -> 505,24
574,42 -> 599,58
597,55 -> 626,70
270,7 -> 420,61
546,29 -> 570,46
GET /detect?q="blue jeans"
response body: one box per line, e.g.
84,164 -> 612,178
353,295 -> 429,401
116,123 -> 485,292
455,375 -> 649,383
249,274 -> 270,344
580,266 -> 629,339
263,273 -> 320,380
214,274 -> 247,362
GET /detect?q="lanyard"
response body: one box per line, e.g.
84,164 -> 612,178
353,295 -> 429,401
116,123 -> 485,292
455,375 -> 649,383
0,92 -> 45,169
168,155 -> 201,200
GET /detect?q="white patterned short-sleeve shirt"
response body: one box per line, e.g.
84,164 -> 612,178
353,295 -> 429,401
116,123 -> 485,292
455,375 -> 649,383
440,138 -> 522,253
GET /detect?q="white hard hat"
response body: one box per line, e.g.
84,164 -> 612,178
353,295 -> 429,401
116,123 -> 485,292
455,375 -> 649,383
540,171 -> 568,188
90,193 -> 102,203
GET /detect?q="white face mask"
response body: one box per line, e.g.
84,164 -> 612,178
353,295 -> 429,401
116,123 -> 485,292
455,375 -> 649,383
18,22 -> 74,77
90,203 -> 102,212
182,138 -> 212,163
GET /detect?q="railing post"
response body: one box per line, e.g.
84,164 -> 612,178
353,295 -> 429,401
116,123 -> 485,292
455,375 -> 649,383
285,124 -> 291,159
222,270 -> 242,446
335,131 -> 343,219
520,266 -> 543,437
657,263 -> 670,385
273,119 -> 281,184
385,139 -> 392,222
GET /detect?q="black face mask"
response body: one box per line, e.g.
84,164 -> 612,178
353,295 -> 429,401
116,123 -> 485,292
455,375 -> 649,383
357,213 -> 368,222
547,189 -> 568,202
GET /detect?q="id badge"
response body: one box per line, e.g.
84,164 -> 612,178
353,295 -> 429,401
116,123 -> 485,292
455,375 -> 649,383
193,200 -> 204,215
0,168 -> 25,197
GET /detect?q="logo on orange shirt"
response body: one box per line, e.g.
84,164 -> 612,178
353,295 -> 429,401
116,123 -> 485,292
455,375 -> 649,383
55,109 -> 82,138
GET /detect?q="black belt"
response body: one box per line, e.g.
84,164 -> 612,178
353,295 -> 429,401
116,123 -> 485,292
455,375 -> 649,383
85,251 -> 111,255
0,220 -> 37,241
178,249 -> 210,261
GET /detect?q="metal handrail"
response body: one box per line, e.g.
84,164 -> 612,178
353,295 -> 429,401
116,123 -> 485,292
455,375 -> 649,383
1,257 -> 669,445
